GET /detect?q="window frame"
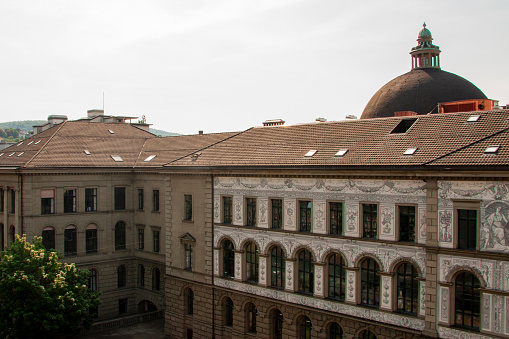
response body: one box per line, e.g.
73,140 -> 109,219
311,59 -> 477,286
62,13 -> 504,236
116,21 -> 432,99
453,201 -> 479,250
454,271 -> 481,331
86,224 -> 98,254
224,297 -> 234,326
184,194 -> 193,221
246,302 -> 257,333
117,265 -> 127,288
245,242 -> 259,283
138,188 -> 144,210
297,249 -> 314,294
361,203 -> 378,239
89,269 -> 98,291
184,243 -> 193,270
64,225 -> 77,256
114,187 -> 126,211
222,240 -> 235,278
327,253 -> 346,301
152,189 -> 160,212
328,201 -> 343,236
138,264 -> 145,287
298,200 -> 312,233
299,315 -> 312,339
41,189 -> 55,215
245,197 -> 257,227
138,227 -> 145,250
222,196 -> 233,224
272,309 -> 284,339
63,188 -> 77,213
153,228 -> 160,253
42,226 -> 56,251
85,187 -> 97,212
118,298 -> 128,314
115,221 -> 126,250
270,246 -> 285,289
0,188 -> 4,212
397,204 -> 416,242
395,262 -> 419,315
360,257 -> 380,308
185,288 -> 194,315
152,268 -> 161,291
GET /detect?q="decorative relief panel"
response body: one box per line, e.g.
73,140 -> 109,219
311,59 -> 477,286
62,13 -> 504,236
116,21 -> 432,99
259,256 -> 267,286
285,260 -> 294,291
345,201 -> 359,237
233,195 -> 243,226
258,198 -> 268,228
379,203 -> 395,241
483,293 -> 492,332
439,286 -> 449,323
418,204 -> 426,245
215,278 -> 424,331
381,275 -> 392,310
213,249 -> 219,276
439,255 -> 494,289
438,326 -> 497,339
234,252 -> 242,281
419,281 -> 426,316
313,200 -> 326,234
214,196 -> 220,223
493,294 -> 503,333
438,209 -> 453,246
314,265 -> 324,297
284,199 -> 296,231
505,296 -> 509,334
346,270 -> 356,303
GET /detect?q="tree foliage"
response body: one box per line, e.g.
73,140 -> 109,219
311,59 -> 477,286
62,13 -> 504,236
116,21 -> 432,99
0,235 -> 100,338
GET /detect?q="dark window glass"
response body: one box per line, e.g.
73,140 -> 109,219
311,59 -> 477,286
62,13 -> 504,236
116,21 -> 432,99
361,330 -> 377,339
114,187 -> 126,210
271,199 -> 283,229
247,303 -> 257,333
361,258 -> 380,307
10,190 -> 15,214
223,197 -> 233,224
362,204 -> 377,239
184,244 -> 192,270
399,206 -> 415,242
138,189 -> 144,210
41,197 -> 54,214
272,309 -> 283,339
139,265 -> 145,287
117,265 -> 126,288
115,221 -> 126,250
153,190 -> 159,212
246,198 -> 256,226
184,195 -> 192,221
299,201 -> 312,232
89,269 -> 98,291
186,288 -> 194,315
42,228 -> 55,250
186,329 -> 193,339
0,188 -> 4,212
152,268 -> 160,290
246,243 -> 259,283
138,228 -> 144,250
225,297 -> 234,326
328,253 -> 345,301
9,226 -> 15,243
86,228 -> 98,254
329,322 -> 343,339
153,230 -> 160,253
85,188 -> 97,212
64,227 -> 77,256
330,202 -> 343,235
63,189 -> 76,213
0,223 -> 4,250
271,246 -> 285,289
298,250 -> 314,294
455,272 -> 480,330
119,298 -> 128,314
223,240 -> 235,278
299,316 -> 312,339
458,209 -> 477,250
397,263 -> 419,314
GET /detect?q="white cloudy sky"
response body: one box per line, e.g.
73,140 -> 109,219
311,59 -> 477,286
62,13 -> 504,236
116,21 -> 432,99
1,0 -> 507,135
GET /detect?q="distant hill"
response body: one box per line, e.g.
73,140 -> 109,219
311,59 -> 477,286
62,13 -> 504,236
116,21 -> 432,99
0,120 -> 179,138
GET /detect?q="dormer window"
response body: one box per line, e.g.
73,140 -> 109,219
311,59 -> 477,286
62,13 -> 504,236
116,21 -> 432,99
391,118 -> 418,134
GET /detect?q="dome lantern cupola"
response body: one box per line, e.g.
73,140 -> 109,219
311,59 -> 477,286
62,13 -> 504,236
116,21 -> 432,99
410,23 -> 441,69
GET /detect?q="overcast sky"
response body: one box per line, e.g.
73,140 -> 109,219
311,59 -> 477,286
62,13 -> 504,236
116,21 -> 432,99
1,0 -> 507,135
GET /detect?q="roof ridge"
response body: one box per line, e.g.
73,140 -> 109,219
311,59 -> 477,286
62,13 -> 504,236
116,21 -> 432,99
163,128 -> 253,166
134,138 -> 149,167
24,121 -> 67,168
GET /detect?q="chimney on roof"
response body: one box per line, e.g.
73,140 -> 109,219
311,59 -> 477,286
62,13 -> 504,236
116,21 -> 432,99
47,115 -> 68,125
315,117 -> 327,122
263,119 -> 285,127
345,115 -> 357,120
87,109 -> 104,118
394,111 -> 418,117
199,130 -> 203,135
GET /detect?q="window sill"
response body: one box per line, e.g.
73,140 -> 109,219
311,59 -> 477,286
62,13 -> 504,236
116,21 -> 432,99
182,219 -> 194,223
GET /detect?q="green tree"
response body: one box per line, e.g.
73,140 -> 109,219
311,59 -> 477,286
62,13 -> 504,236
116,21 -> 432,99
5,128 -> 19,138
0,235 -> 100,338
0,128 -> 6,138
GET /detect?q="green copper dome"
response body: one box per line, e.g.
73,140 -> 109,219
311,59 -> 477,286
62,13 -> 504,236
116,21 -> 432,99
418,23 -> 432,39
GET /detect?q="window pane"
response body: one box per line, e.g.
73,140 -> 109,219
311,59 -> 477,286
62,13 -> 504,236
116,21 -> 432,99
271,199 -> 283,229
299,201 -> 312,232
330,202 -> 343,235
223,197 -> 233,224
363,204 -> 377,239
115,187 -> 126,210
246,198 -> 256,226
64,227 -> 77,256
184,195 -> 193,220
458,209 -> 477,250
399,206 -> 415,242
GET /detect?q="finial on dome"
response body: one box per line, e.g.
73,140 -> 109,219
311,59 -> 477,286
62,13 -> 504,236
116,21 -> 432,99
423,22 -> 426,28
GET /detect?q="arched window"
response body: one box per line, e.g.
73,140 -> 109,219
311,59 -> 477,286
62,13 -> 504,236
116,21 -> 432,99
9,225 -> 15,244
152,268 -> 161,290
245,243 -> 259,283
138,265 -> 145,287
360,258 -> 380,307
185,288 -> 194,315
115,221 -> 126,250
270,246 -> 285,289
86,224 -> 98,254
396,262 -> 419,314
328,322 -> 343,339
223,240 -> 235,278
360,330 -> 377,339
455,272 -> 480,330
246,302 -> 257,333
89,269 -> 98,291
64,226 -> 77,256
299,316 -> 312,339
298,249 -> 314,294
117,265 -> 127,288
328,253 -> 345,301
42,226 -> 55,250
224,297 -> 234,326
272,309 -> 284,339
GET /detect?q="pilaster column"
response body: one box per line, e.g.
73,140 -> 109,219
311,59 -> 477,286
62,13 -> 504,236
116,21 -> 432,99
258,254 -> 268,286
284,199 -> 297,231
314,263 -> 325,297
213,248 -> 220,275
258,198 -> 269,228
345,267 -> 358,303
379,202 -> 396,241
234,250 -> 243,281
233,195 -> 243,226
285,258 -> 296,292
344,201 -> 360,237
380,273 -> 394,311
313,200 -> 327,234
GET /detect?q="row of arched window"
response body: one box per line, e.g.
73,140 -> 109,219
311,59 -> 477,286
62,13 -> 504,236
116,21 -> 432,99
116,264 -> 161,290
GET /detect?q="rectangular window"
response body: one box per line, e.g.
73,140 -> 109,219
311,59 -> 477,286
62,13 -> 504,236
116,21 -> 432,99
64,227 -> 77,256
271,199 -> 283,229
153,229 -> 160,253
41,189 -> 55,215
85,188 -> 97,212
10,190 -> 15,214
86,228 -> 98,254
0,188 -> 4,212
399,206 -> 416,242
299,201 -> 312,232
458,209 -> 477,250
329,202 -> 343,235
223,196 -> 232,224
138,189 -> 144,210
119,298 -> 128,314
362,203 -> 378,239
63,189 -> 76,213
184,194 -> 193,221
153,190 -> 159,212
115,187 -> 126,210
246,198 -> 257,226
138,228 -> 144,250
184,244 -> 193,270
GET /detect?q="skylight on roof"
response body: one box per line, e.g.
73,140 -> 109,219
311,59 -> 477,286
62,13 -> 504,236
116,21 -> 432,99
17,142 -> 23,146
391,118 -> 418,134
108,129 -> 115,134
84,150 -> 91,155
34,140 -> 41,144
404,148 -> 417,155
485,145 -> 500,154
111,155 -> 123,162
0,153 -> 4,157
304,150 -> 317,157
144,155 -> 156,162
334,149 -> 348,157
8,152 -> 15,157
467,115 -> 480,122
28,141 -> 34,145
17,152 -> 24,157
